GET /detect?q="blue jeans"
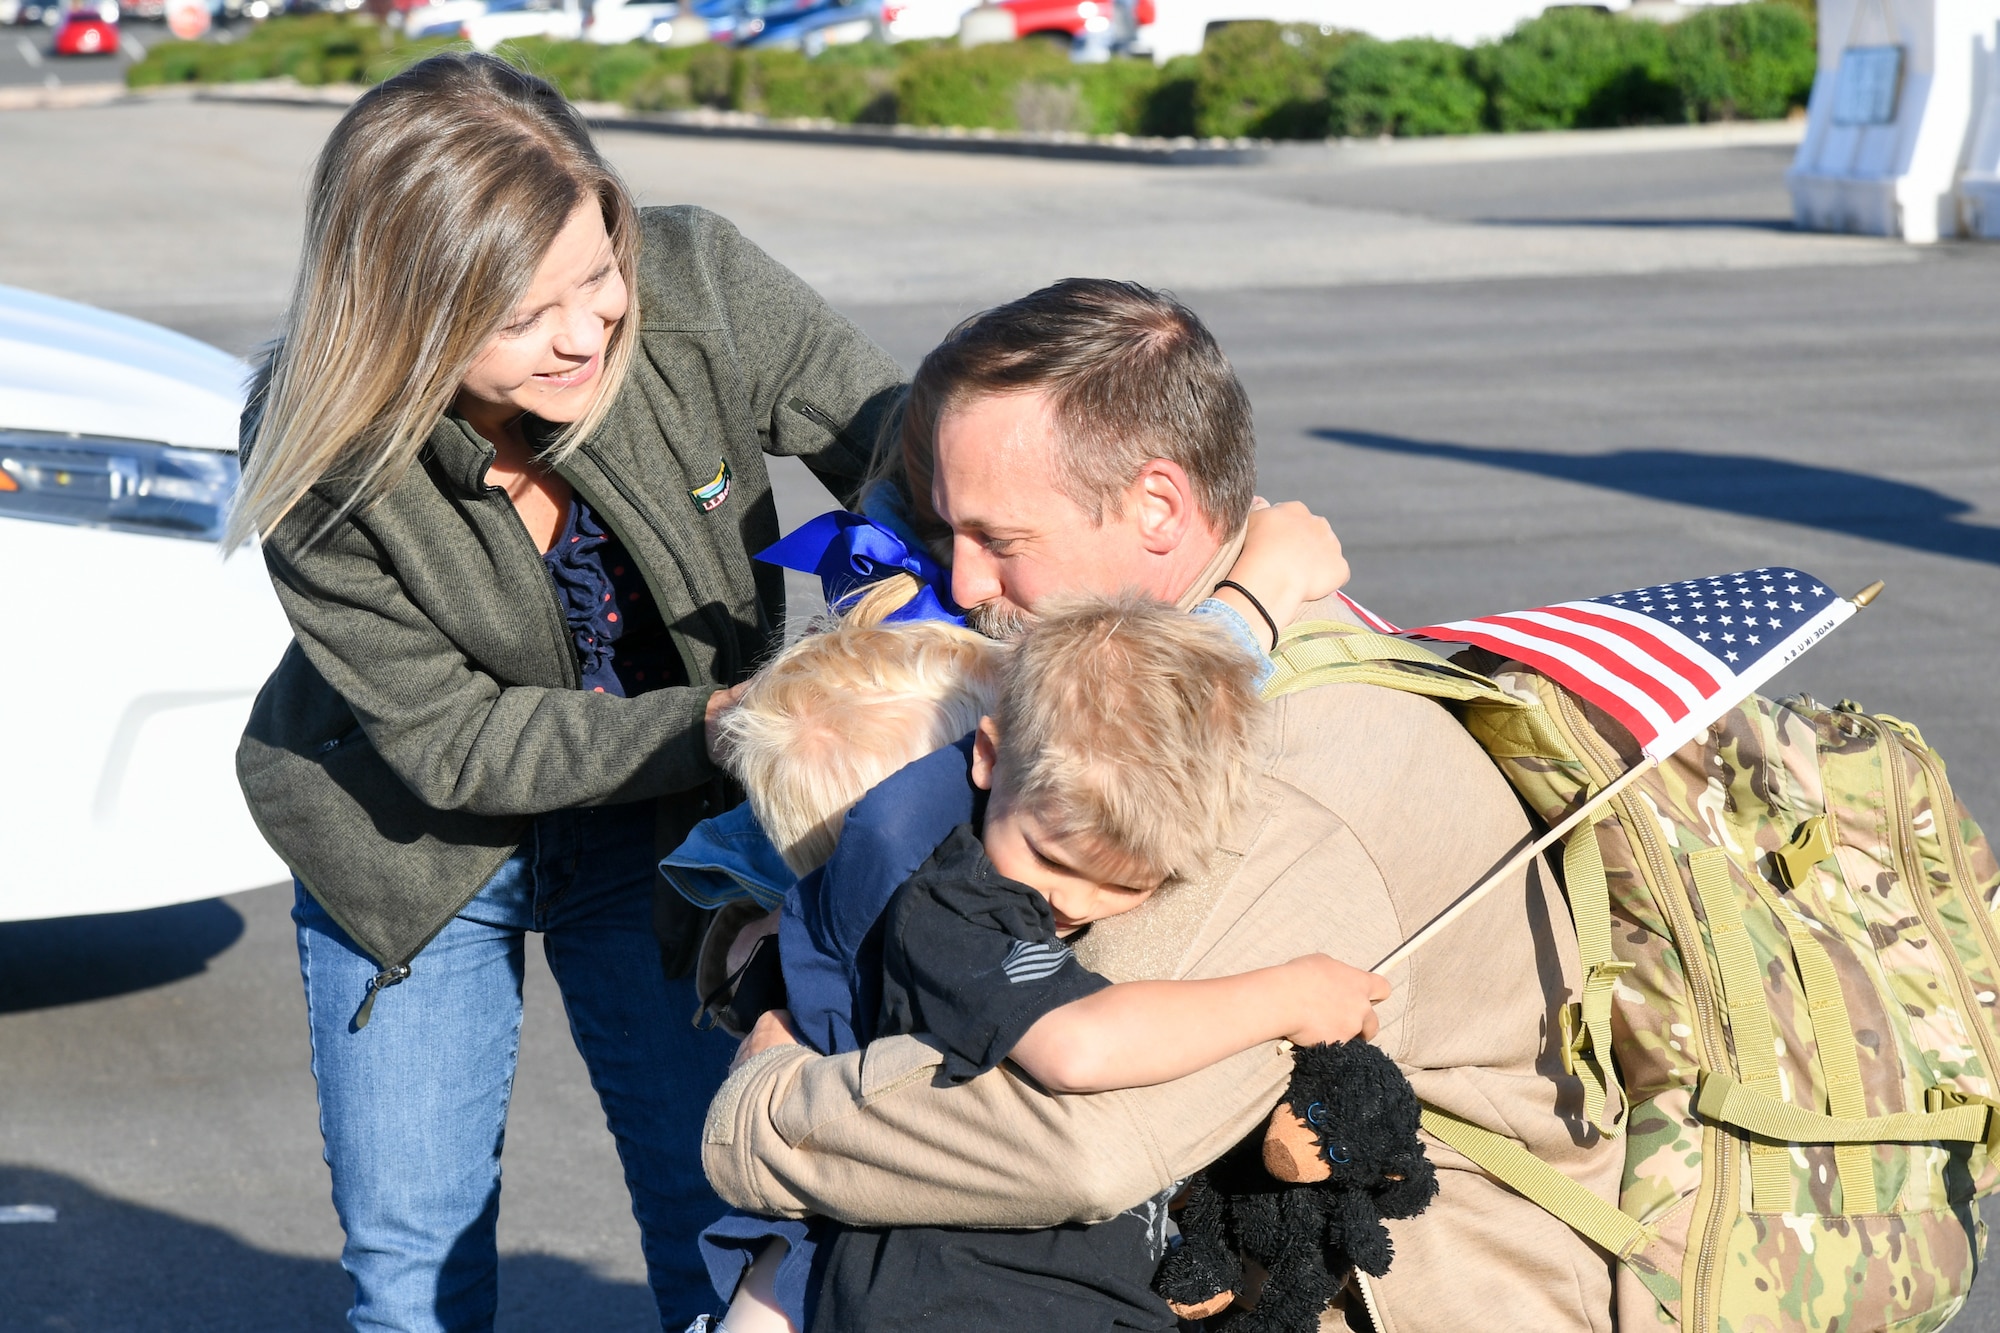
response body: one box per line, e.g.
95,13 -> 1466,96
294,802 -> 735,1333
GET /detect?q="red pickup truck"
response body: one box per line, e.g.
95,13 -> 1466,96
984,0 -> 1151,44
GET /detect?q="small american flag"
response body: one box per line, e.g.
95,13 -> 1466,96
1374,569 -> 1854,760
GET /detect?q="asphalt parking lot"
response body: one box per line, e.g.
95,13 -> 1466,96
3,100 -> 1999,1330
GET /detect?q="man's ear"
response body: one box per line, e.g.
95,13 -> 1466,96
970,716 -> 1001,791
1127,459 -> 1200,556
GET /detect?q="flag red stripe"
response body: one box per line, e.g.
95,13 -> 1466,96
1474,612 -> 1694,721
1539,605 -> 1721,696
1336,591 -> 1401,634
1434,628 -> 1661,748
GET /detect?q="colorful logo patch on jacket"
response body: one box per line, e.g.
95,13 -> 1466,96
691,460 -> 730,513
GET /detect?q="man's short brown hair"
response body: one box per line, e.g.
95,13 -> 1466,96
905,279 -> 1257,535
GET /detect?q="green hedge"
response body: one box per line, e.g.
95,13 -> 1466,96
1668,1 -> 1817,122
1192,22 -> 1352,139
1475,7 -> 1679,130
1327,38 -> 1483,137
126,6 -> 1818,138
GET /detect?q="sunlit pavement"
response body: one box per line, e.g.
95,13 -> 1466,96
4,101 -> 1998,1330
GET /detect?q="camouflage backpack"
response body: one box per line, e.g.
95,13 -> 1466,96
1260,622 -> 2000,1333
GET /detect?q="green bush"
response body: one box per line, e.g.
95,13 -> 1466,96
1132,53 -> 1199,136
624,43 -> 735,110
1668,1 -> 1816,121
126,14 -> 398,86
493,35 -> 603,100
1326,37 -> 1483,137
1475,9 -> 1678,131
894,41 -> 1072,129
1193,21 -> 1351,139
1070,57 -> 1167,135
733,47 -> 896,121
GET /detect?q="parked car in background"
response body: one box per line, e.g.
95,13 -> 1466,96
1131,0 -> 1557,62
585,0 -> 681,43
0,286 -> 291,923
959,0 -> 1144,51
50,3 -> 118,52
691,0 -> 810,45
739,0 -> 877,53
0,0 -> 67,23
460,0 -> 580,46
398,0 -> 484,36
879,0 -> 976,41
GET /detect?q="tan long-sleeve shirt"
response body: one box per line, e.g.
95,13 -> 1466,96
702,670 -> 1622,1333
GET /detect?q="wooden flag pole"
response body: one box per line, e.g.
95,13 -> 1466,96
1371,579 -> 1885,975
1372,758 -> 1656,973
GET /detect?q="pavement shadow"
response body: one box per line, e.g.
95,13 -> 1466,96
0,898 -> 247,1014
1311,429 -> 2000,569
1472,216 -> 1796,231
0,1164 -> 662,1333
0,1163 -> 348,1333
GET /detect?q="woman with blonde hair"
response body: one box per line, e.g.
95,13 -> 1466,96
229,51 -> 902,1331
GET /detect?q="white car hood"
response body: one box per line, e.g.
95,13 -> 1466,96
0,284 -> 248,451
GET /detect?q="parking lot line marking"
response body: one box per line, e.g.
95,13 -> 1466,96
17,37 -> 43,67
0,1205 -> 57,1224
123,36 -> 146,60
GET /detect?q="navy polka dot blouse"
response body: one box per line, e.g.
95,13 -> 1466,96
543,497 -> 685,697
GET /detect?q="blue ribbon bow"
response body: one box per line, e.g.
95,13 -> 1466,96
755,510 -> 963,626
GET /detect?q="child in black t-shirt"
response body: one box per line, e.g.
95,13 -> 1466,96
713,595 -> 1389,1333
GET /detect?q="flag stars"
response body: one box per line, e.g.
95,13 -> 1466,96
1722,633 -> 1736,643
1669,615 -> 1684,624
1695,614 -> 1708,623
1765,600 -> 1779,609
1726,650 -> 1740,662
1748,635 -> 1761,645
1786,584 -> 1800,594
1810,586 -> 1826,596
1699,632 -> 1712,641
1720,615 -> 1733,625
1790,602 -> 1804,612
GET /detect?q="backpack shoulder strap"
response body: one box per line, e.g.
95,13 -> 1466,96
1261,619 -> 1525,709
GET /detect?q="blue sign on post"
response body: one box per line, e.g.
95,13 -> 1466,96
1832,45 -> 1904,125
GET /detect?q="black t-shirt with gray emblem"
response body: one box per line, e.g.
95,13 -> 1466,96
874,822 -> 1112,1084
812,823 -> 1180,1333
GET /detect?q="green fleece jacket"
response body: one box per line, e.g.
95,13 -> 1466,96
236,206 -> 903,973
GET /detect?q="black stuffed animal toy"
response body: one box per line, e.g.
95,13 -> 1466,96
1153,1040 -> 1438,1332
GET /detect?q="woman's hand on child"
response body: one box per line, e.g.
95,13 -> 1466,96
732,1007 -> 802,1072
1217,502 -> 1349,647
1278,954 -> 1391,1046
705,680 -> 752,762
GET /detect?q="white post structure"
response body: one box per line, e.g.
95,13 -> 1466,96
1788,0 -> 1998,242
1951,15 -> 2000,231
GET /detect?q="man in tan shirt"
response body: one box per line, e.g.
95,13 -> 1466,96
702,279 -> 1621,1332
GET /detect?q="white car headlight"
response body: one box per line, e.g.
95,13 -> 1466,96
0,430 -> 238,542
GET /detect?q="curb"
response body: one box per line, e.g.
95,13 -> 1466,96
584,106 -> 1269,165
0,82 -> 130,111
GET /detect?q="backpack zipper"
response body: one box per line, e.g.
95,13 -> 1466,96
1909,741 -> 2000,988
1852,714 -> 2000,1085
1551,688 -> 1733,1333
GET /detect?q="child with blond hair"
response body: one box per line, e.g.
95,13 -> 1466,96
692,594 -> 1387,1333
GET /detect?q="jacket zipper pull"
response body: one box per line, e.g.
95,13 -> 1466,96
353,964 -> 412,1031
